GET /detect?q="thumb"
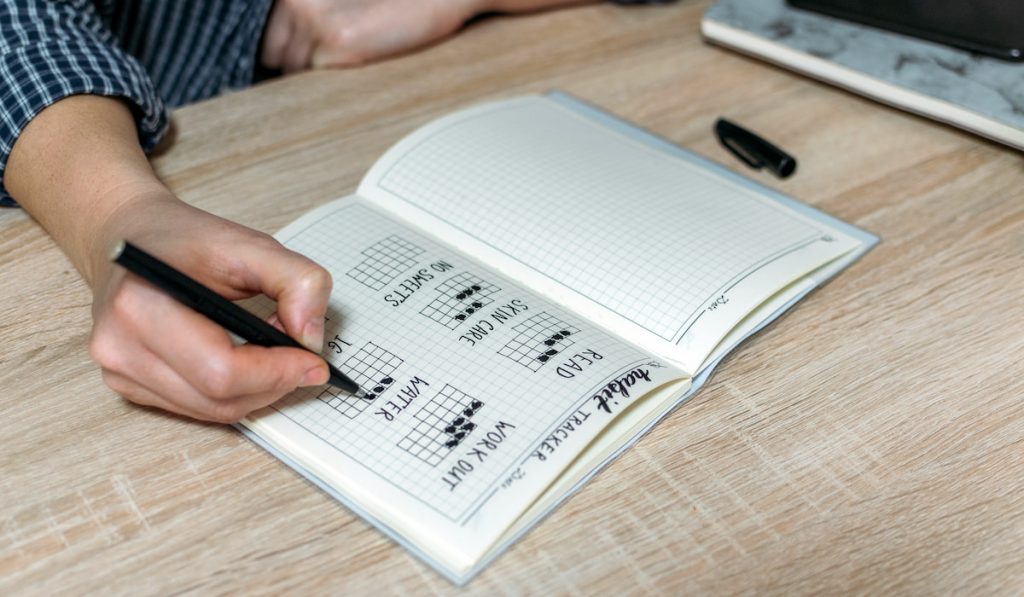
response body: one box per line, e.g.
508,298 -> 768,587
245,242 -> 333,351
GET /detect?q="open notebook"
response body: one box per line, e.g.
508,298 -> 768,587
238,92 -> 877,583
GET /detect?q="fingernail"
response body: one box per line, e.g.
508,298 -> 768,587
301,318 -> 325,352
300,365 -> 329,387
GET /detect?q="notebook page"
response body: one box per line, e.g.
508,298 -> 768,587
239,198 -> 685,575
359,96 -> 862,374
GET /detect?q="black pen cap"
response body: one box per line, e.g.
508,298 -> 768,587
714,118 -> 797,179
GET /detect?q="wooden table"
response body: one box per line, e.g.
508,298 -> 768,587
3,1 -> 1023,593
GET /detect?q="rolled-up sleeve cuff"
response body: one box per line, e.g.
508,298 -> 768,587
0,35 -> 169,206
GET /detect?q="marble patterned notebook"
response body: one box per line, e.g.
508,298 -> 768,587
702,0 -> 1024,150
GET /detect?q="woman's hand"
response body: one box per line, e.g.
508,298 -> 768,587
86,193 -> 332,422
261,0 -> 596,72
7,95 -> 332,423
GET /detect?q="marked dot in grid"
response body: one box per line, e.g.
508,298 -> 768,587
397,385 -> 484,467
498,312 -> 581,372
345,235 -> 425,291
318,341 -> 404,419
419,272 -> 501,329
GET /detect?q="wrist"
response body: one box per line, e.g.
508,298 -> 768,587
6,95 -> 171,287
86,185 -> 180,288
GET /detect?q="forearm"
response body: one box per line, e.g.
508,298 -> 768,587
5,95 -> 169,287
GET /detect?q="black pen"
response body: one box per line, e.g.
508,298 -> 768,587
110,240 -> 362,396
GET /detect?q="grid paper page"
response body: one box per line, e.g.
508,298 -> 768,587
419,272 -> 501,330
244,201 -> 682,526
363,97 -> 854,365
319,342 -> 403,419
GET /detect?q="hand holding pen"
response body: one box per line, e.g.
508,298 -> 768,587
86,198 -> 354,423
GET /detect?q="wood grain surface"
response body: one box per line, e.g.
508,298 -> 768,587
2,1 -> 1023,593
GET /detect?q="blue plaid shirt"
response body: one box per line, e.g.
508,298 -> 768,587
0,0 -> 273,206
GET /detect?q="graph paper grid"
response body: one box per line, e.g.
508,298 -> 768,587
397,385 -> 484,466
376,100 -> 825,341
497,312 -> 581,372
345,235 -> 425,291
318,342 -> 404,419
419,272 -> 502,329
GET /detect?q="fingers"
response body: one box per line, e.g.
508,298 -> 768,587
102,365 -> 300,424
311,10 -> 416,69
87,195 -> 335,422
262,0 -> 316,72
283,33 -> 315,73
310,18 -> 369,68
102,369 -> 209,421
267,312 -> 286,333
174,231 -> 331,351
85,191 -> 337,424
311,1 -> 476,69
91,273 -> 330,423
261,0 -> 293,69
128,279 -> 329,397
266,0 -> 477,71
239,241 -> 333,351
